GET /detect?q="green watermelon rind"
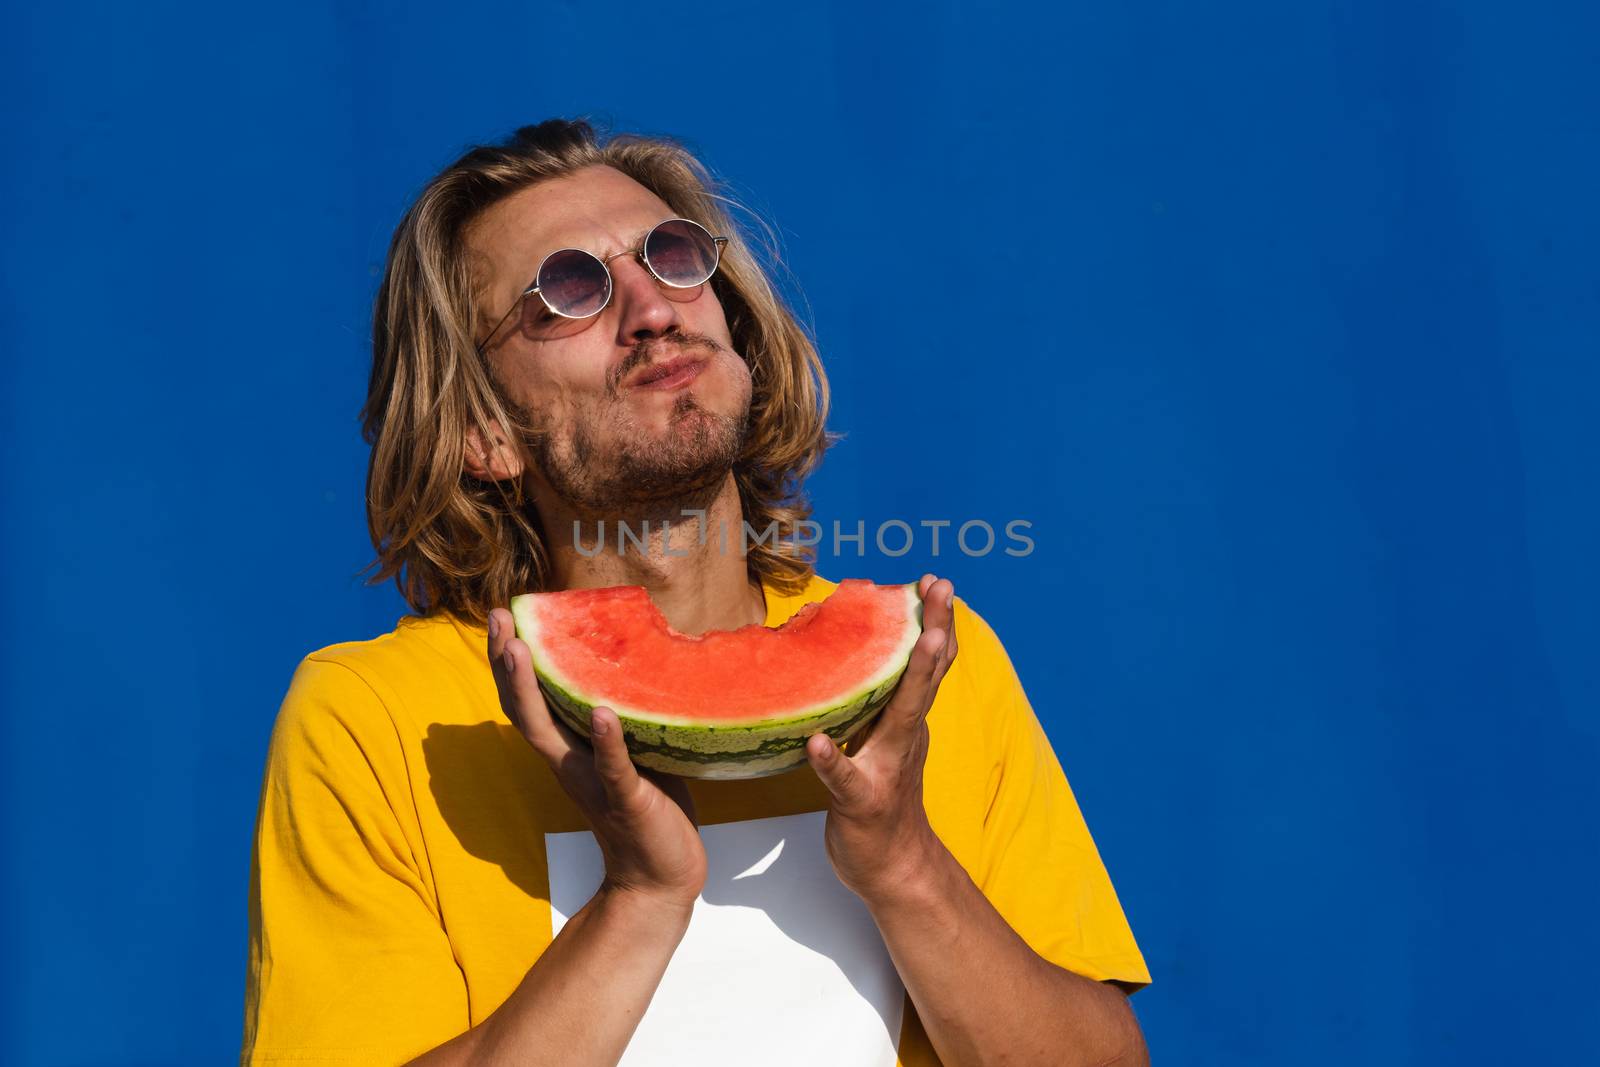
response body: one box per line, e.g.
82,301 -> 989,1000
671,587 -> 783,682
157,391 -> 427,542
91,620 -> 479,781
510,582 -> 924,779
534,662 -> 908,779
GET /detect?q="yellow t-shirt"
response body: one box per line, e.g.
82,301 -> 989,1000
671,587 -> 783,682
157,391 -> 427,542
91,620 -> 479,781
242,571 -> 1150,1065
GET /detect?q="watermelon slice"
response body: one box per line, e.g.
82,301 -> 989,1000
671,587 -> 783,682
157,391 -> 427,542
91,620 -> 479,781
508,579 -> 925,779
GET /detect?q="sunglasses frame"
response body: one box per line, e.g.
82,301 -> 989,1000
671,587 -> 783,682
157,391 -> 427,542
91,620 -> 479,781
475,217 -> 730,354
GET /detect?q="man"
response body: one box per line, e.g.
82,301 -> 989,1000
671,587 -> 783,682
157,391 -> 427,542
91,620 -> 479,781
242,118 -> 1152,1066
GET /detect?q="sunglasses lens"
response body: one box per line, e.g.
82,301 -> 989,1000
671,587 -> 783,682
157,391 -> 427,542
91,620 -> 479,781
645,219 -> 721,287
537,249 -> 611,317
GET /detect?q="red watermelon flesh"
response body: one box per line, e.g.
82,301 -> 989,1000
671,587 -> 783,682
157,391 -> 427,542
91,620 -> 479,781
509,579 -> 924,779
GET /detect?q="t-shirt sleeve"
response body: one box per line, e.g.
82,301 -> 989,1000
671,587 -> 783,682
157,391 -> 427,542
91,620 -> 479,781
959,603 -> 1153,991
242,655 -> 470,1064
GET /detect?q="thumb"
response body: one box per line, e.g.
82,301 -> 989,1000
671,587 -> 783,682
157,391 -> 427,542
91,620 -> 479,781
589,706 -> 643,804
806,733 -> 862,806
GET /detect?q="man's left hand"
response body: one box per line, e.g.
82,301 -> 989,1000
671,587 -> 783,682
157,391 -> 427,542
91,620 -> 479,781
806,573 -> 958,900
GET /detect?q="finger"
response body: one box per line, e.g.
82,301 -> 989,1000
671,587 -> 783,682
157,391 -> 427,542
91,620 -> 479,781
915,578 -> 957,683
491,622 -> 576,763
875,626 -> 945,745
485,610 -> 523,733
490,610 -> 599,745
486,607 -> 515,679
926,577 -> 955,636
490,609 -> 583,748
806,733 -> 865,807
937,582 -> 959,680
589,706 -> 645,807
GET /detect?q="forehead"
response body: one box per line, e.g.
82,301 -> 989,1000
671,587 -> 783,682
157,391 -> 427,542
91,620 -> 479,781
467,164 -> 675,299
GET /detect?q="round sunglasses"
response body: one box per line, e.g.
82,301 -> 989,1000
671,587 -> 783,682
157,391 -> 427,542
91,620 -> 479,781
476,217 -> 730,353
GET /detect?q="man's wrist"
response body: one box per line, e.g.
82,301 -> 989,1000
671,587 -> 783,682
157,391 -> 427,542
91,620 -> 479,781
855,828 -> 963,913
593,881 -> 699,936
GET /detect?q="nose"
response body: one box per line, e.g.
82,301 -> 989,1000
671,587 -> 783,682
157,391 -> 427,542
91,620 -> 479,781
608,251 -> 684,344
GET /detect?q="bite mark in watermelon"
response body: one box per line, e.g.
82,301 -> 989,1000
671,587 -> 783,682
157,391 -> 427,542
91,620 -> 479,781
508,579 -> 925,779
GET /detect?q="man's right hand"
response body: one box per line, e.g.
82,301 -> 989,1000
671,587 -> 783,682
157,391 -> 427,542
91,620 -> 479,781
487,607 -> 708,912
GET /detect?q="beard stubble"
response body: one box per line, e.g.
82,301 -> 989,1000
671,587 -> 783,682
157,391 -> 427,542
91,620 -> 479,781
511,341 -> 753,519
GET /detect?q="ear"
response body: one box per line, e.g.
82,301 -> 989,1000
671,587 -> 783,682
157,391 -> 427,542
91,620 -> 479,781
464,420 -> 525,482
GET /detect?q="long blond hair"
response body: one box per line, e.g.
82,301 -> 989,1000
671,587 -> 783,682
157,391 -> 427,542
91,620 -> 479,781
360,118 -> 834,623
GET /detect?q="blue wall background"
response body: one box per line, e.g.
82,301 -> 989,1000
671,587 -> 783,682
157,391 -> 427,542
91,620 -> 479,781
3,1 -> 1596,1063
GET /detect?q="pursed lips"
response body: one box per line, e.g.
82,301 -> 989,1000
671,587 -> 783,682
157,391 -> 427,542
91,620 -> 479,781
627,352 -> 710,389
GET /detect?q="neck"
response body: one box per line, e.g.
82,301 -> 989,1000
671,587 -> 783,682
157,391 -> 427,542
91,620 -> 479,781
534,472 -> 767,636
